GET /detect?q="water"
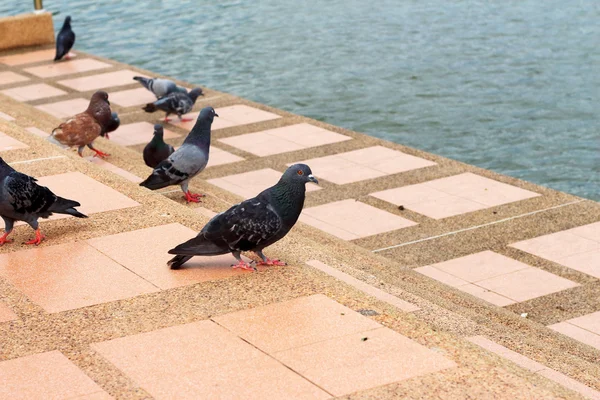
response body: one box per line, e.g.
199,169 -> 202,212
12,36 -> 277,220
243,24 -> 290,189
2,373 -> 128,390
4,0 -> 599,200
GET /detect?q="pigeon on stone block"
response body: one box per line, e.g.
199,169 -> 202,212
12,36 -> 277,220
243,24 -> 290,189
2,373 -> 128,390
133,76 -> 188,99
142,88 -> 204,122
54,16 -> 76,61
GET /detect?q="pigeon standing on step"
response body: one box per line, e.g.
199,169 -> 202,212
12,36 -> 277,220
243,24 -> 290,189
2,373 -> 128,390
133,76 -> 188,99
54,16 -> 76,61
139,106 -> 217,202
143,124 -> 174,168
142,88 -> 204,122
101,112 -> 120,139
167,164 -> 318,270
0,157 -> 87,246
48,91 -> 112,158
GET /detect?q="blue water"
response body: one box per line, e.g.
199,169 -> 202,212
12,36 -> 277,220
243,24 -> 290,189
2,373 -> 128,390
4,0 -> 599,200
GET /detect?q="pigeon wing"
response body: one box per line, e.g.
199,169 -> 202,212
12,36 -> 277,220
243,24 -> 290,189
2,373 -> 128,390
55,29 -> 75,61
4,172 -> 56,216
139,144 -> 207,189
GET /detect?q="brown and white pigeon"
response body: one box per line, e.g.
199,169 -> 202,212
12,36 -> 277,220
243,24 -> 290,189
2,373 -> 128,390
142,88 -> 204,122
143,124 -> 174,168
0,157 -> 87,246
48,91 -> 112,158
167,164 -> 318,271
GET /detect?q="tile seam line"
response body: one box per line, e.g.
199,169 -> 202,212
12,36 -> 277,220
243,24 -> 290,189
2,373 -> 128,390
560,321 -> 600,338
372,199 -> 587,253
9,155 -> 67,165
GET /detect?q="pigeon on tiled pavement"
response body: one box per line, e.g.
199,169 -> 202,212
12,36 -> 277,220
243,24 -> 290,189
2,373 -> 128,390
139,106 -> 217,202
142,88 -> 204,122
54,16 -> 76,61
101,112 -> 120,139
167,164 -> 318,270
143,124 -> 174,168
0,157 -> 87,246
133,76 -> 188,99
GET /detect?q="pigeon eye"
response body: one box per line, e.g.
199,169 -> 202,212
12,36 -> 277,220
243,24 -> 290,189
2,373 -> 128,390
297,170 -> 304,176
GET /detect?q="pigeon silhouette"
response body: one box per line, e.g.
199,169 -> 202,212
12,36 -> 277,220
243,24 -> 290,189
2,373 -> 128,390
139,106 -> 217,202
167,164 -> 318,270
143,124 -> 174,168
133,76 -> 187,99
101,112 -> 120,139
0,157 -> 87,245
142,88 -> 203,122
54,16 -> 75,61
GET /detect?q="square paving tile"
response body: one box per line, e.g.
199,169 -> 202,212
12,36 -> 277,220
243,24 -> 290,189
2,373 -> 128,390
1,83 -> 67,102
206,146 -> 244,168
0,350 -> 111,400
0,301 -> 17,323
0,111 -> 15,121
173,104 -> 281,131
416,251 -> 579,306
300,199 -> 417,240
108,121 -> 179,146
0,132 -> 28,152
0,49 -> 58,66
87,223 -> 255,290
0,242 -> 158,313
58,70 -> 142,91
23,59 -> 112,78
35,98 -> 90,119
0,71 -> 30,85
108,87 -> 158,107
510,222 -> 600,278
218,123 -> 351,156
294,146 -> 436,185
92,320 -> 328,400
84,157 -> 143,183
372,172 -> 540,219
207,168 -> 321,199
25,126 -> 50,137
549,311 -> 600,351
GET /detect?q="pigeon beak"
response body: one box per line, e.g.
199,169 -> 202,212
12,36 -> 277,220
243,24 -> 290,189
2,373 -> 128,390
308,174 -> 319,184
214,113 -> 219,117
106,100 -> 110,105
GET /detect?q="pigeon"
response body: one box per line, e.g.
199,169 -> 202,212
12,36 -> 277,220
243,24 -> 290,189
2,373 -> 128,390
0,157 -> 87,246
143,124 -> 174,168
139,106 -> 217,202
133,76 -> 188,99
142,88 -> 204,122
100,112 -> 120,139
54,16 -> 76,61
167,164 -> 318,271
48,91 -> 112,158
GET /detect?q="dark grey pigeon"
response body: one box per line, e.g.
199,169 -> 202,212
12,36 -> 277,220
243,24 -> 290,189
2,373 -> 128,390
133,76 -> 188,99
0,157 -> 87,246
100,112 -> 120,139
167,164 -> 318,271
143,124 -> 175,168
142,88 -> 204,122
139,106 -> 217,202
54,16 -> 75,61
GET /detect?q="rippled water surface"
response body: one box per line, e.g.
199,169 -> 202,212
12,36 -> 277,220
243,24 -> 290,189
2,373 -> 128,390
4,0 -> 599,200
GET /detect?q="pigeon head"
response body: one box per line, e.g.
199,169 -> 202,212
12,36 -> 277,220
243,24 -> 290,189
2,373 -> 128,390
198,106 -> 219,123
101,112 -> 120,138
153,124 -> 164,138
187,88 -> 204,101
87,91 -> 112,127
281,164 -> 318,186
65,16 -> 72,24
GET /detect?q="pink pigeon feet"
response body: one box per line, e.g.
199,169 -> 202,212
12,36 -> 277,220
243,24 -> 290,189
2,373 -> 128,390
183,191 -> 205,203
180,117 -> 193,122
25,229 -> 45,246
163,117 -> 172,122
65,53 -> 76,60
232,260 -> 256,271
0,232 -> 12,246
258,258 -> 287,266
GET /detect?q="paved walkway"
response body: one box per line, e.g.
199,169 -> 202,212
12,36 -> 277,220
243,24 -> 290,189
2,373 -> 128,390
0,45 -> 599,399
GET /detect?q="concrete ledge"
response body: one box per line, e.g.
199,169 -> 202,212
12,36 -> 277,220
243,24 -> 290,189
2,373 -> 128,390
0,12 -> 54,51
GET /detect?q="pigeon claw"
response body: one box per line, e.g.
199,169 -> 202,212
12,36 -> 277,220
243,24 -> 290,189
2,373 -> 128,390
92,149 -> 110,159
163,117 -> 172,122
232,261 -> 257,272
258,258 -> 287,266
184,191 -> 204,203
180,117 -> 193,122
25,229 -> 45,246
0,233 -> 12,246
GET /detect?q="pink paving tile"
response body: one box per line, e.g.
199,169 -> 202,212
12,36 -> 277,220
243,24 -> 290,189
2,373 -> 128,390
107,87 -> 157,107
92,320 -> 328,400
456,283 -> 516,306
0,350 -> 111,400
274,327 -> 456,396
108,121 -> 179,146
1,83 -> 67,102
0,301 -> 18,322
567,310 -> 600,334
0,71 -> 29,85
206,146 -> 244,168
537,369 -> 600,400
0,242 -> 158,313
0,49 -> 59,66
23,59 -> 112,78
429,251 -> 531,283
510,230 -> 600,263
173,104 -> 281,131
414,265 -> 470,288
0,132 -> 28,151
549,322 -> 600,351
218,123 -> 351,156
406,196 -> 488,219
87,223 -> 254,290
300,199 -> 416,239
84,157 -> 143,183
171,111 -> 237,131
57,70 -> 143,91
298,214 -> 360,240
570,221 -> 600,243
0,111 -> 15,121
556,250 -> 600,279
35,98 -> 90,119
25,126 -> 49,137
207,168 -> 320,199
194,207 -> 217,219
466,336 -> 547,373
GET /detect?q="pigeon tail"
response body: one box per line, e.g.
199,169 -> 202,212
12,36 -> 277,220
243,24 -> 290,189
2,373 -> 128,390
46,134 -> 70,149
167,255 -> 192,270
139,173 -> 171,190
133,76 -> 152,90
168,236 -> 229,257
49,197 -> 88,218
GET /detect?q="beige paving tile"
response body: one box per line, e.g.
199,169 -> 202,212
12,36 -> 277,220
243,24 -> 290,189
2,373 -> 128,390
25,126 -> 50,137
108,121 -> 179,146
87,223 -> 254,289
467,336 -> 547,373
108,87 -> 157,107
0,71 -> 30,85
0,132 -> 29,152
58,70 -> 142,91
0,350 -> 111,400
35,98 -> 90,119
457,283 -> 516,307
0,49 -> 58,66
194,207 -> 217,219
0,111 -> 15,121
567,310 -> 600,334
537,369 -> 600,400
173,104 -> 281,131
172,111 -> 237,130
207,168 -> 320,199
1,83 -> 67,102
510,231 -> 600,262
569,221 -> 600,243
314,164 -> 386,185
406,195 -> 488,219
299,214 -> 360,240
429,251 -> 531,283
84,157 -> 143,183
549,322 -> 600,351
213,294 -> 382,353
0,242 -> 158,313
301,199 -> 416,239
206,146 -> 244,168
556,249 -> 600,279
274,327 -> 456,396
372,184 -> 451,205
414,265 -> 470,287
0,301 -> 18,322
24,59 -> 112,78
92,320 -> 328,400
